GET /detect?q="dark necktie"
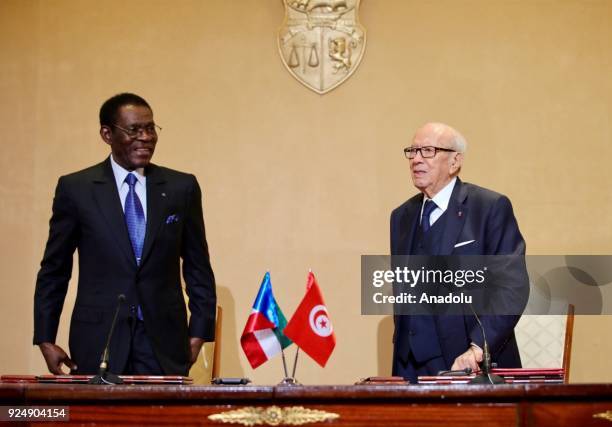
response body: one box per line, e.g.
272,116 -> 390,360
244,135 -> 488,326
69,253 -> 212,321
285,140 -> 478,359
421,199 -> 438,233
124,173 -> 146,265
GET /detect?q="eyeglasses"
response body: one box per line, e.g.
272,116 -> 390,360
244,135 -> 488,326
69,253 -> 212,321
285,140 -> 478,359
404,146 -> 455,159
112,123 -> 162,139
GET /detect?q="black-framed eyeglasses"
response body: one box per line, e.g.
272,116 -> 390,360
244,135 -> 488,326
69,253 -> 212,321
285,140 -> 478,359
404,146 -> 455,159
112,123 -> 162,139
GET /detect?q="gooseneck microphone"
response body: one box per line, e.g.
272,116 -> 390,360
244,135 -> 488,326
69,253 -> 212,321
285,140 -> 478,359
89,294 -> 125,385
468,304 -> 505,385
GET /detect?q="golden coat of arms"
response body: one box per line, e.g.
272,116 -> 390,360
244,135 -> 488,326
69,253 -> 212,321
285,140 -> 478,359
278,0 -> 366,94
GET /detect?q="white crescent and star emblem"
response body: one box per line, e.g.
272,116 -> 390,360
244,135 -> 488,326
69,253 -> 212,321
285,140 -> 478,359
308,304 -> 333,337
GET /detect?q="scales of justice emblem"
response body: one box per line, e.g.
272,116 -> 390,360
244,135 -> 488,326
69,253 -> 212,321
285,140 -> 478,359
278,0 -> 366,94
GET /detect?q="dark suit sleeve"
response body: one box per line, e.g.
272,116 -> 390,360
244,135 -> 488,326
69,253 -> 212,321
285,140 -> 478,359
469,195 -> 529,354
33,177 -> 79,344
390,209 -> 399,255
181,175 -> 217,341
390,210 -> 398,341
483,195 -> 526,255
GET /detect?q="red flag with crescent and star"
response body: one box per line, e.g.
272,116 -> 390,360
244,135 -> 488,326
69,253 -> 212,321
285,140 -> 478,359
283,272 -> 336,367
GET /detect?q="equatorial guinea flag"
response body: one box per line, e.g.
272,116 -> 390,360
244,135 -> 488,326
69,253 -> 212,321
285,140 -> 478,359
240,272 -> 292,369
283,272 -> 336,367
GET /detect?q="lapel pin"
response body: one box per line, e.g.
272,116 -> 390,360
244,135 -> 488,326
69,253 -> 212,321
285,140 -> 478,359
457,211 -> 463,217
161,192 -> 166,197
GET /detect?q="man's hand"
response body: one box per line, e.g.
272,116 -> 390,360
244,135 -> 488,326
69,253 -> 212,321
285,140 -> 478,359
39,342 -> 77,374
451,345 -> 483,373
189,337 -> 206,367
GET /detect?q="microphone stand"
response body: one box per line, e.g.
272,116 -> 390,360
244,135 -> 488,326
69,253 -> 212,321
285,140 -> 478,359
469,305 -> 505,385
89,295 -> 125,385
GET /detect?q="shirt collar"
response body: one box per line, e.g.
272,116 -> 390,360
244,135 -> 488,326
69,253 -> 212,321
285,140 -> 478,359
109,154 -> 145,188
423,177 -> 457,212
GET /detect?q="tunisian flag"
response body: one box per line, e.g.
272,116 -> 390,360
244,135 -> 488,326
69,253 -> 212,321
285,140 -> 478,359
283,272 -> 336,367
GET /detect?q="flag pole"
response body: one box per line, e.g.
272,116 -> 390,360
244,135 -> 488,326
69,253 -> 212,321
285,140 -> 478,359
279,346 -> 299,385
291,347 -> 300,378
290,268 -> 308,379
280,347 -> 289,378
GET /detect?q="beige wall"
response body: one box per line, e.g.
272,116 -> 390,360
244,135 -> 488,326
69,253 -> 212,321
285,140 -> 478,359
1,0 -> 611,384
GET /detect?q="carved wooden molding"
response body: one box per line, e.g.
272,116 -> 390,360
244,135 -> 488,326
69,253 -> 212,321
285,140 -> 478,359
208,405 -> 339,425
593,410 -> 612,422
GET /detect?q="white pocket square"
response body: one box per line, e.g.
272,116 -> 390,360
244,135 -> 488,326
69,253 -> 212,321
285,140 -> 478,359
454,240 -> 475,248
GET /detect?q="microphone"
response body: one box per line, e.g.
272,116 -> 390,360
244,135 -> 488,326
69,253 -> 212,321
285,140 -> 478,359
468,304 -> 505,385
89,294 -> 125,385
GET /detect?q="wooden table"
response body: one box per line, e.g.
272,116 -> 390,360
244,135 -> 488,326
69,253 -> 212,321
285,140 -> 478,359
1,383 -> 612,426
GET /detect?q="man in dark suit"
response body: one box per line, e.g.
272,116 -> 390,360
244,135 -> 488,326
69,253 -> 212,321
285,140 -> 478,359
34,93 -> 216,376
391,122 -> 528,382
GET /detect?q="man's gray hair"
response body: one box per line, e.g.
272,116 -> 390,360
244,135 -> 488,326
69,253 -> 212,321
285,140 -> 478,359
426,122 -> 468,153
451,131 -> 467,153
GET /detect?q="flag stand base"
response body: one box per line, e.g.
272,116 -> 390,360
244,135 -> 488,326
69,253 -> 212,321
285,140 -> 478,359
279,377 -> 300,386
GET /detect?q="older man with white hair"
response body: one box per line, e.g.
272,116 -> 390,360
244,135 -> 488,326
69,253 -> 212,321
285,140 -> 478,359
390,122 -> 526,383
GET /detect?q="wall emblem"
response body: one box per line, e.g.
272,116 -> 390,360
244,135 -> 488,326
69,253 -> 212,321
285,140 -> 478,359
278,0 -> 366,94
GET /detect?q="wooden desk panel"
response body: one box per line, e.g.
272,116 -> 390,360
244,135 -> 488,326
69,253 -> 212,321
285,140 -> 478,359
528,402 -> 612,427
63,403 -> 518,427
0,383 -> 610,426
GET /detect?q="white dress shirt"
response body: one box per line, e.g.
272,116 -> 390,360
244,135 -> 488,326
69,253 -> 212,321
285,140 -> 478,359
109,154 -> 147,220
420,177 -> 457,227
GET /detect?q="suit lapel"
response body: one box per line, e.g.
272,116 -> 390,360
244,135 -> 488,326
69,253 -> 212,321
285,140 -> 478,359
140,164 -> 167,266
440,178 -> 469,255
399,195 -> 422,255
92,159 -> 137,266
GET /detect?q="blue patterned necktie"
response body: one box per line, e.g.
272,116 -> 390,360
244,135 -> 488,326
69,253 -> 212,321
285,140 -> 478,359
124,173 -> 146,265
421,199 -> 438,233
